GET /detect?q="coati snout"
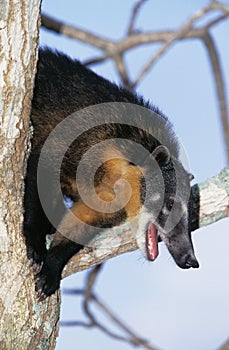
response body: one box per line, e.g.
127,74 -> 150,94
133,145 -> 199,269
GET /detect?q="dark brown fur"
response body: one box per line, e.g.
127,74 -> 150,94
23,48 -> 198,300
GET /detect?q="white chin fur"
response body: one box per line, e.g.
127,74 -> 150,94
130,209 -> 152,260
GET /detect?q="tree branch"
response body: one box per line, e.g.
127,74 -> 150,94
41,14 -> 115,52
211,1 -> 229,14
41,2 -> 229,57
219,338 -> 229,350
202,33 -> 229,166
62,168 -> 229,280
131,12 -> 227,88
127,0 -> 148,35
62,266 -> 158,350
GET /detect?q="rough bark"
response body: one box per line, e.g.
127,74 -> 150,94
0,1 -> 60,350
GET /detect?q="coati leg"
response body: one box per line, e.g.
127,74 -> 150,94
24,155 -> 68,272
36,161 -> 143,299
23,155 -> 51,270
35,190 -> 128,299
36,239 -> 83,300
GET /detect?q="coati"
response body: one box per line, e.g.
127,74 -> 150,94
23,48 -> 199,300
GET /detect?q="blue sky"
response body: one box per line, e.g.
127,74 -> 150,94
39,1 -> 229,349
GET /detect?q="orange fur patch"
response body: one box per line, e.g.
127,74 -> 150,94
54,146 -> 144,246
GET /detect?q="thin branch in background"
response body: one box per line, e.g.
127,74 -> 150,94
84,52 -> 136,88
62,265 -> 158,350
91,294 -> 153,349
41,13 -> 112,51
41,6 -> 229,110
83,263 -> 102,314
131,2 -> 222,88
82,264 -> 150,347
84,53 -> 110,66
127,0 -> 148,35
40,2 -> 229,61
219,338 -> 229,350
113,54 -> 132,89
211,1 -> 229,14
202,32 -> 229,166
205,13 -> 228,30
83,265 -> 132,342
60,319 -> 92,328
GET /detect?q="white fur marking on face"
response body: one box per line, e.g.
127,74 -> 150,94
162,206 -> 169,215
151,193 -> 161,201
181,200 -> 188,214
133,207 -> 152,259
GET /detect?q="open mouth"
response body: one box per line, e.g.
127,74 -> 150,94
146,224 -> 159,261
143,222 -> 199,268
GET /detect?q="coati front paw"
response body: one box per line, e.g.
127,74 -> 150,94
35,242 -> 84,300
35,262 -> 61,300
24,228 -> 47,273
27,245 -> 46,274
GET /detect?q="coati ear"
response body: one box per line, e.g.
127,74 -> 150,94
188,173 -> 194,181
152,145 -> 171,166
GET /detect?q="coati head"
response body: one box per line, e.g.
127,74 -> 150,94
135,145 -> 199,269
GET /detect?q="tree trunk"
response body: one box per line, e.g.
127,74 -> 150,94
0,2 -> 228,350
0,2 -> 60,350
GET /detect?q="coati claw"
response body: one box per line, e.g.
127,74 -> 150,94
35,264 -> 61,300
35,275 -> 49,300
36,290 -> 46,302
32,261 -> 43,275
27,245 -> 46,269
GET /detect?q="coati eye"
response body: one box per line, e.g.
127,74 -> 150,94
128,161 -> 135,166
166,198 -> 174,211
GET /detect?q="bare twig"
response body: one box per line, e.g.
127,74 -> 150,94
84,53 -> 110,66
202,33 -> 229,165
41,14 -> 115,52
83,264 -> 102,314
60,319 -> 92,328
205,13 -> 228,30
113,54 -> 132,89
211,1 -> 229,14
62,267 -> 158,350
81,265 -> 139,344
90,294 -> 153,349
41,13 -> 228,61
127,0 -> 148,35
131,4 -> 225,88
219,338 -> 229,350
84,54 -> 135,89
41,5 -> 229,92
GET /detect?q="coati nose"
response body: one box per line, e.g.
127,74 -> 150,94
184,254 -> 199,269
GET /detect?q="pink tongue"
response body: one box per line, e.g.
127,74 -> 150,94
146,224 -> 159,261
